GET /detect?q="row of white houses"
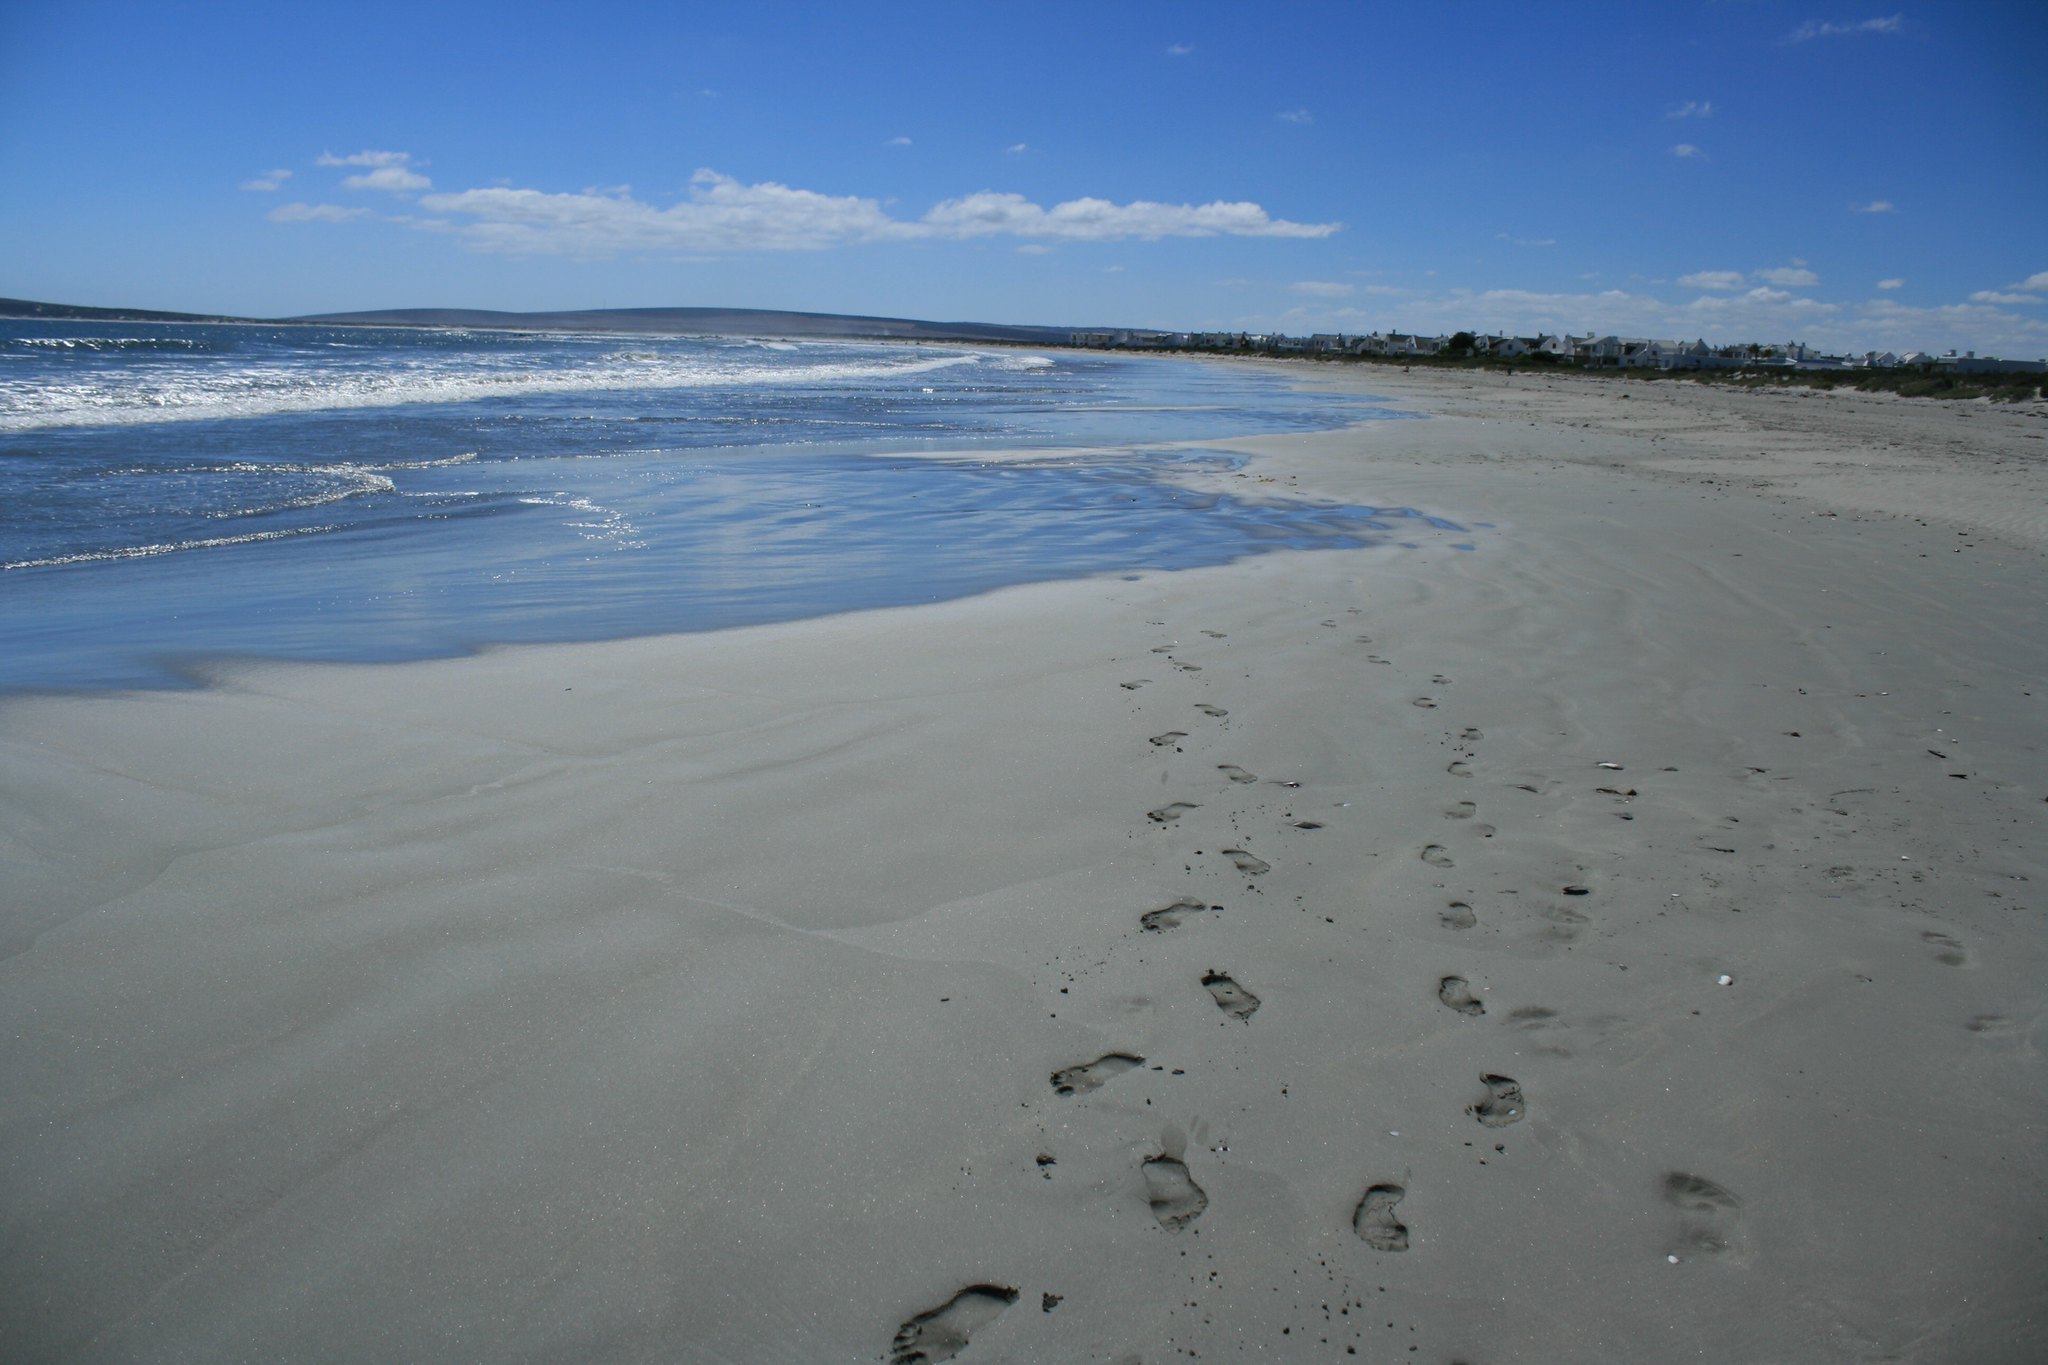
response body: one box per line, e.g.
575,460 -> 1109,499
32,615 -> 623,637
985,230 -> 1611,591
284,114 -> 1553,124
1068,329 -> 2045,373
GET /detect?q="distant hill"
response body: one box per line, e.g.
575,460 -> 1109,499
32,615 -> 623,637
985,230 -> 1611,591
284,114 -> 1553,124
0,297 -> 1082,344
288,305 -> 1075,344
0,296 -> 249,324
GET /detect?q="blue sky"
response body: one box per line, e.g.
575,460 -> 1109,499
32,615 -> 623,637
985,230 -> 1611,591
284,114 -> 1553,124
2,1 -> 2043,354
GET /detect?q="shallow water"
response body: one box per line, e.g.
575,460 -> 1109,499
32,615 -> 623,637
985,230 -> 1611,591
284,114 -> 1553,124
0,322 -> 1462,692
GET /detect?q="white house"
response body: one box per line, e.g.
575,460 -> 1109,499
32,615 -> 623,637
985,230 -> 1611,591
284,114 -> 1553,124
1576,335 -> 1632,367
1383,333 -> 1443,356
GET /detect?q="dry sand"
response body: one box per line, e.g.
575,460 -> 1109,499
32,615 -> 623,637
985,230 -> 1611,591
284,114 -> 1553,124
3,363 -> 2044,1363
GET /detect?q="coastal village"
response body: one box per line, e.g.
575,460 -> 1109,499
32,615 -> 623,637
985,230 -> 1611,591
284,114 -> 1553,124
1069,327 -> 2048,374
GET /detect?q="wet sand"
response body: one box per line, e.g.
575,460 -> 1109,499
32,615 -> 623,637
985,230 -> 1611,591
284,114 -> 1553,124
3,363 -> 2043,1362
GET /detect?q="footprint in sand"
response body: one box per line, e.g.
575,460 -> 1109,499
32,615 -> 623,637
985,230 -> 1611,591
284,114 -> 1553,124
1201,629 -> 1227,638
1353,1184 -> 1410,1251
1203,971 -> 1261,1020
1051,1052 -> 1145,1096
1120,680 -> 1149,690
1149,731 -> 1188,748
1460,726 -> 1484,742
1421,844 -> 1454,868
1440,901 -> 1477,930
1413,697 -> 1439,709
1540,901 -> 1588,943
1217,764 -> 1258,783
1143,1156 -> 1209,1229
1447,761 -> 1472,777
1663,1172 -> 1742,1257
1194,703 -> 1228,717
1140,898 -> 1215,932
1148,802 -> 1200,823
890,1285 -> 1020,1364
1431,674 -> 1452,685
1173,661 -> 1203,673
1150,645 -> 1177,654
1437,976 -> 1485,1016
1921,930 -> 1968,966
1444,800 -> 1477,819
1470,1074 -> 1526,1127
1223,849 -> 1270,876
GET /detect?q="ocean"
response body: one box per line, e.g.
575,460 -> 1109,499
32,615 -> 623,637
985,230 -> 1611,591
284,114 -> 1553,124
0,320 -> 1467,693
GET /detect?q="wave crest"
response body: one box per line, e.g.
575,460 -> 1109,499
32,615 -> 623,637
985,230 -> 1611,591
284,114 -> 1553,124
0,345 -> 989,432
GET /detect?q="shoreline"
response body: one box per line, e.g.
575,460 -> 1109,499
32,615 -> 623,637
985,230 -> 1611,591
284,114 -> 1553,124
3,362 -> 2042,1361
0,343 -> 1404,697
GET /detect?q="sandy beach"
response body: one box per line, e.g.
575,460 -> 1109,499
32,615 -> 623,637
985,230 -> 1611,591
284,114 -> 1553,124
3,362 -> 2043,1363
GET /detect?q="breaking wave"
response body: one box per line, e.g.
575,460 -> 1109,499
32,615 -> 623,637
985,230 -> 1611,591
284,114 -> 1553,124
0,343 -> 986,432
5,524 -> 339,570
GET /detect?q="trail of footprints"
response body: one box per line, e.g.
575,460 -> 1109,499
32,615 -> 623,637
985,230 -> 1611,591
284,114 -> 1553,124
1115,635 -> 1522,1245
902,623 -> 1746,1355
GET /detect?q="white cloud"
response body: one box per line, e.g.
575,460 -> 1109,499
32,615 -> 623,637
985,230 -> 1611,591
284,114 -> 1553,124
1290,281 -> 1356,298
1857,297 -> 2048,354
2017,272 -> 2048,291
1786,14 -> 1903,42
317,150 -> 429,191
419,172 -> 900,253
921,190 -> 1338,241
1277,108 -> 1315,125
316,150 -> 414,168
1851,200 -> 1896,213
1680,270 -> 1748,291
1970,291 -> 2040,306
1006,143 -> 1029,155
1345,282 -> 1846,342
1015,243 -> 1052,255
1877,278 -> 1904,290
1497,233 -> 1557,247
1167,42 -> 1194,56
344,165 -> 432,192
241,169 -> 292,191
886,136 -> 912,147
269,202 -> 369,223
1755,266 -> 1821,287
1670,143 -> 1703,159
1667,100 -> 1714,119
402,169 -> 1340,254
1103,265 -> 1125,273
